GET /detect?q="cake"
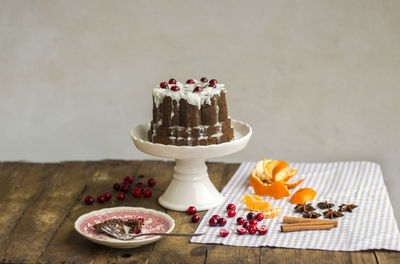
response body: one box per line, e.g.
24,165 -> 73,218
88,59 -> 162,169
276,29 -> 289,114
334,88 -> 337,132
148,77 -> 234,146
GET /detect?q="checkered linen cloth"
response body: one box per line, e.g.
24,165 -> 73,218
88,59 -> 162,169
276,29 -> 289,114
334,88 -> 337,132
191,161 -> 400,251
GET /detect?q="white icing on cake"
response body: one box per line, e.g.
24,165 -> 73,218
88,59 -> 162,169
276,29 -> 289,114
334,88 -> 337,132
152,80 -> 226,110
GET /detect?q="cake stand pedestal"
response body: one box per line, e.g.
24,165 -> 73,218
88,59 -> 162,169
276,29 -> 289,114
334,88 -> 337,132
130,119 -> 252,211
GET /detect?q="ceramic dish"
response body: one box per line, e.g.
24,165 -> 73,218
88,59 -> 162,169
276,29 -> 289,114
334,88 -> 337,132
74,207 -> 175,248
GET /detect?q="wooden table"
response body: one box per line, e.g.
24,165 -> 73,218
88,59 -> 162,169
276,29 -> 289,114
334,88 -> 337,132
0,160 -> 399,264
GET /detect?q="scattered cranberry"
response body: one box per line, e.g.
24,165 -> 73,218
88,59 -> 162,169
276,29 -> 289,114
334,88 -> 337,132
188,206 -> 197,215
117,192 -> 125,200
85,195 -> 94,205
219,218 -> 227,226
227,210 -> 236,217
171,85 -> 180,91
209,79 -> 218,85
248,224 -> 258,235
200,77 -> 208,83
135,228 -> 142,234
236,217 -> 245,225
209,217 -> 218,227
212,215 -> 221,221
104,192 -> 112,201
208,83 -> 216,88
121,184 -> 129,193
113,183 -> 121,191
257,225 -> 268,235
219,229 -> 229,237
168,78 -> 177,84
256,213 -> 264,221
226,203 -> 236,211
237,227 -> 247,235
132,188 -> 142,198
242,221 -> 250,229
186,79 -> 195,84
97,195 -> 105,203
160,82 -> 168,88
193,86 -> 203,93
124,175 -> 133,184
250,219 -> 258,226
191,214 -> 200,223
135,182 -> 144,188
148,178 -> 156,187
143,188 -> 152,197
247,212 -> 256,220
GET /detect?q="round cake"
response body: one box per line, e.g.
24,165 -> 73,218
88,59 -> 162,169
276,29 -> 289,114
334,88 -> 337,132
148,78 -> 234,146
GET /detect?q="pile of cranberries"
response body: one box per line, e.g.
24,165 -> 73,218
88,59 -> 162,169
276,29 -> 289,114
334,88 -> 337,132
84,175 -> 156,205
159,77 -> 219,92
236,212 -> 268,235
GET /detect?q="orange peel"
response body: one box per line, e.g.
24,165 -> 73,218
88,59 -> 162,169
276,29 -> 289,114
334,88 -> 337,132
289,188 -> 317,204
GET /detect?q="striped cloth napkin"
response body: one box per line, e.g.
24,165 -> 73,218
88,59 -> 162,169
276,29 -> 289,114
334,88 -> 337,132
191,161 -> 400,251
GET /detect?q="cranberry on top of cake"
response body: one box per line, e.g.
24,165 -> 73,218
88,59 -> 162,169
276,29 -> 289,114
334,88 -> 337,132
153,78 -> 225,109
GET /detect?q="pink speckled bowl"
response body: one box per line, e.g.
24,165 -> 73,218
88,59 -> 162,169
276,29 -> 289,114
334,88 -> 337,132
74,207 -> 175,248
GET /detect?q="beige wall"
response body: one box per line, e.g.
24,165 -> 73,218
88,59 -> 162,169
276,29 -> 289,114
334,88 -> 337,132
1,0 -> 399,221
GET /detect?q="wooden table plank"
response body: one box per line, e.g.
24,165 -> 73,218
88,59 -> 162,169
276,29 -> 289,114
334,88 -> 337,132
375,251 -> 400,264
1,162 -> 87,263
148,162 -> 226,264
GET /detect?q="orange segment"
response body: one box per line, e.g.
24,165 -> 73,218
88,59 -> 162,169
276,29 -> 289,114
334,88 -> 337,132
241,194 -> 271,211
263,206 -> 282,218
284,178 -> 304,189
289,188 -> 317,204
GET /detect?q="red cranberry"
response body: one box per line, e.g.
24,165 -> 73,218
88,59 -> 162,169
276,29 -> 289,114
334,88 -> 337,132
160,81 -> 169,88
248,224 -> 257,235
209,217 -> 218,227
247,212 -> 256,220
124,175 -> 133,184
256,213 -> 264,221
226,203 -> 236,211
132,188 -> 142,198
188,206 -> 197,215
208,83 -> 216,88
160,82 -> 168,88
257,225 -> 268,235
212,215 -> 221,221
135,182 -> 144,188
117,192 -> 125,200
97,195 -> 105,203
209,79 -> 218,85
236,217 -> 245,225
113,183 -> 121,191
104,192 -> 112,201
143,188 -> 152,197
85,195 -> 94,205
186,79 -> 195,84
218,218 -> 227,226
168,78 -> 176,84
191,214 -> 200,223
219,229 -> 229,237
242,221 -> 250,229
227,210 -> 236,217
237,227 -> 247,235
193,86 -> 203,93
135,228 -> 142,234
148,178 -> 156,187
121,184 -> 129,193
200,77 -> 208,83
250,219 -> 258,226
171,85 -> 180,91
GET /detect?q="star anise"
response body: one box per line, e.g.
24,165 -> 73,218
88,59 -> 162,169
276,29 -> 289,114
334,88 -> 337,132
338,203 -> 358,212
294,203 -> 315,213
302,211 -> 321,218
317,201 -> 335,209
323,209 -> 344,219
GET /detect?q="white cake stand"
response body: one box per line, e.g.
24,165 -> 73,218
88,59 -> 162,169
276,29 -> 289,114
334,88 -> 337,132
130,119 -> 252,211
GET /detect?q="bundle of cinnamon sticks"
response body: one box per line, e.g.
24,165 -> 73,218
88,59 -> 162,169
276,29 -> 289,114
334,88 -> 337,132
281,216 -> 338,232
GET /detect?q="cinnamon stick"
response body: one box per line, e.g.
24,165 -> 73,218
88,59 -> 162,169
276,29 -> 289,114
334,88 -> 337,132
281,223 -> 335,232
283,216 -> 338,227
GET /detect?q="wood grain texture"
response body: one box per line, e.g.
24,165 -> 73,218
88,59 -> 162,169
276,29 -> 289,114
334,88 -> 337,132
0,160 -> 398,264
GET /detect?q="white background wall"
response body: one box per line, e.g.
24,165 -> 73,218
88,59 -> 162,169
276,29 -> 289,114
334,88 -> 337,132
1,0 -> 399,222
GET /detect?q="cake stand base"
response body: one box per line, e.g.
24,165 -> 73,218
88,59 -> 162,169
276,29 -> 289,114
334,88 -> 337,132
158,159 -> 225,211
131,119 -> 252,212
